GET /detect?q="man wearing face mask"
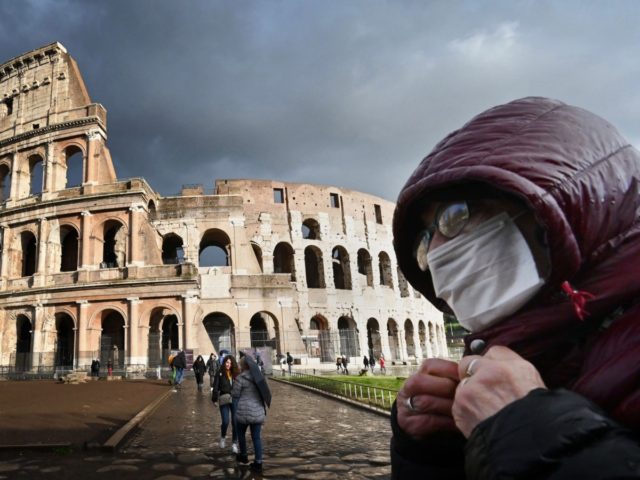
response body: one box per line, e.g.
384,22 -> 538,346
391,97 -> 640,479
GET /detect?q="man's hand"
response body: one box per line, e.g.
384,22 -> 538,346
397,358 -> 460,438
453,346 -> 546,437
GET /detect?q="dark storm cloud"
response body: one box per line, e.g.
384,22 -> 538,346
1,1 -> 640,200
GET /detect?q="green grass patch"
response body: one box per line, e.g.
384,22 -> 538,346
323,375 -> 405,391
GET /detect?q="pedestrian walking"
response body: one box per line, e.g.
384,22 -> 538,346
107,359 -> 113,377
232,355 -> 271,474
206,353 -> 218,390
172,350 -> 187,388
342,355 -> 349,375
369,356 -> 375,372
286,352 -> 293,375
192,355 -> 206,392
391,97 -> 640,478
212,354 -> 239,453
336,356 -> 342,373
379,355 -> 386,374
363,355 -> 369,370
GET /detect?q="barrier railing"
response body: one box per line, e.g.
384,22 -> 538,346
283,371 -> 398,411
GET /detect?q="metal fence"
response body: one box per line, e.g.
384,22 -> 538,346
283,371 -> 398,411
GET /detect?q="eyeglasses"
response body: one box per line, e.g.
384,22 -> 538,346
413,201 -> 470,271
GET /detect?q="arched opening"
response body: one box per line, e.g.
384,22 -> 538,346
332,246 -> 352,290
307,315 -> 333,361
64,146 -> 83,188
203,312 -> 235,354
29,155 -> 44,196
301,218 -> 321,240
419,321 -> 426,355
20,231 -> 37,277
304,246 -> 325,288
199,229 -> 231,267
249,312 -> 278,350
100,310 -> 125,368
102,221 -> 126,268
405,319 -> 415,357
367,318 -> 382,361
388,318 -> 400,360
273,242 -> 295,280
0,163 -> 11,202
60,225 -> 79,272
357,248 -> 374,287
148,309 -> 179,367
251,243 -> 263,272
397,266 -> 410,297
55,313 -> 75,367
15,315 -> 32,372
148,200 -> 157,220
162,233 -> 185,264
378,251 -> 393,288
338,316 -> 359,357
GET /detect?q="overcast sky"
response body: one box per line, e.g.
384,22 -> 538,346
1,0 -> 639,200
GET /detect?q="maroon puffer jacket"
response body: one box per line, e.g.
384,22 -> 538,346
393,97 -> 640,429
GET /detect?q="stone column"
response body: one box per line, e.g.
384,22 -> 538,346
128,204 -> 144,267
398,328 -> 407,362
33,218 -> 48,287
8,151 -> 19,203
127,297 -> 143,365
80,210 -> 92,269
43,141 -> 55,197
31,304 -> 44,369
181,294 -> 198,349
0,224 -> 9,286
76,300 -> 89,367
84,130 -> 100,185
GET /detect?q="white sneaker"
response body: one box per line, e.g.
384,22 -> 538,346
219,437 -> 226,449
232,442 -> 238,454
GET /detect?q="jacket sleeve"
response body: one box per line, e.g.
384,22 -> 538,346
390,401 -> 467,480
465,388 -> 640,479
231,375 -> 242,399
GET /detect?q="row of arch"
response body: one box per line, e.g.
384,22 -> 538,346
0,145 -> 84,202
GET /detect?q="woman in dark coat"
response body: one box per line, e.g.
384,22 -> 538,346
391,97 -> 640,479
212,354 -> 239,453
192,355 -> 206,392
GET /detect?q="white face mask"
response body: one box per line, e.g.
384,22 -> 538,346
426,212 -> 544,332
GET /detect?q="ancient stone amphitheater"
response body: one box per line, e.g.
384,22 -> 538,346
0,42 -> 446,375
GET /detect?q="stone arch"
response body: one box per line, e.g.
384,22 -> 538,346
428,321 -> 437,356
147,306 -> 180,367
338,316 -> 359,357
332,246 -> 352,290
60,224 -> 79,272
388,318 -> 400,360
397,266 -> 410,297
202,312 -> 235,355
19,230 -> 37,277
63,144 -> 84,188
404,319 -> 415,357
162,233 -> 184,265
302,218 -> 321,240
28,154 -> 44,196
251,242 -> 263,272
308,314 -> 333,361
99,219 -> 127,268
98,309 -> 126,368
378,251 -> 393,288
148,200 -> 157,220
357,248 -> 373,287
367,318 -> 382,360
0,160 -> 11,202
273,242 -> 295,280
15,314 -> 32,371
304,245 -> 325,288
199,228 -> 231,267
249,311 -> 279,351
54,312 -> 75,367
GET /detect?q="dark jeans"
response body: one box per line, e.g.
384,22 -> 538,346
237,422 -> 263,463
219,401 -> 237,442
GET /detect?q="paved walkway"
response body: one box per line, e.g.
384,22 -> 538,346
0,379 -> 391,479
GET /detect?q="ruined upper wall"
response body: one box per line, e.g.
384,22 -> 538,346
0,42 -> 106,142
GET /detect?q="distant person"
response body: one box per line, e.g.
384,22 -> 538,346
212,354 -> 239,453
342,355 -> 349,375
192,355 -> 206,392
336,356 -> 343,373
206,353 -> 218,390
286,352 -> 293,375
107,359 -> 113,377
94,358 -> 100,377
232,356 -> 271,474
172,350 -> 187,389
379,355 -> 386,374
363,355 -> 369,370
369,356 -> 376,373
168,352 -> 177,385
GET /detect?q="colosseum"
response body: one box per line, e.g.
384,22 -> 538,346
0,42 -> 446,375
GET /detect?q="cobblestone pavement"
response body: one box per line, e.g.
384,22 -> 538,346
0,379 -> 391,479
